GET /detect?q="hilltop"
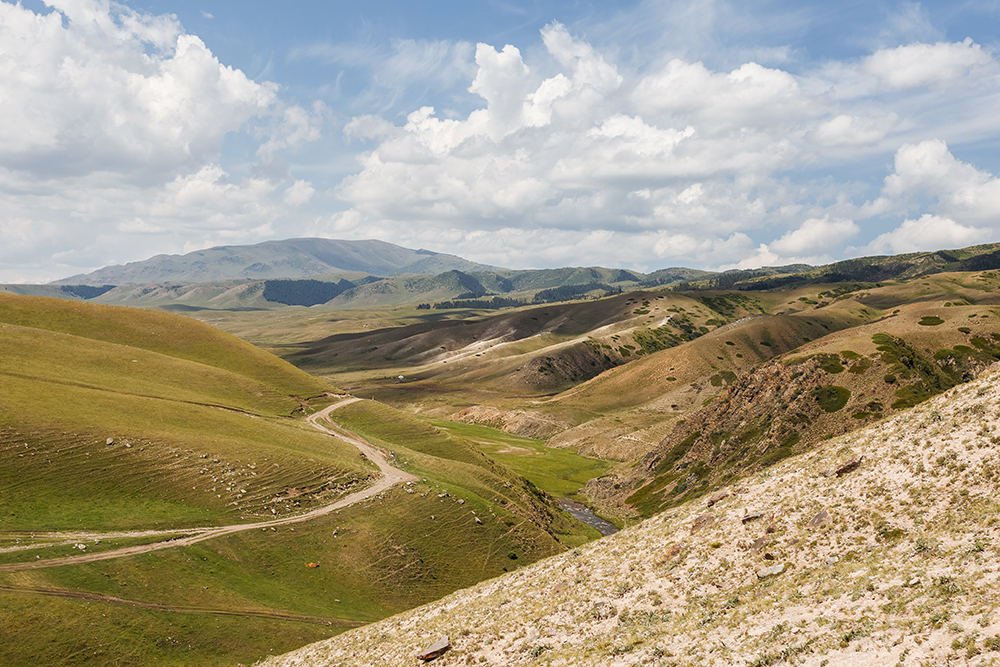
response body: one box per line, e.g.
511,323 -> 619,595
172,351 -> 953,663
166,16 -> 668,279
261,362 -> 1000,667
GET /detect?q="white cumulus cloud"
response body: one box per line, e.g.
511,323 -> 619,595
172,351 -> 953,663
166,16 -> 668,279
322,26 -> 1000,271
867,139 -> 1000,224
283,180 -> 316,207
865,38 -> 993,90
0,0 -> 324,281
857,214 -> 990,256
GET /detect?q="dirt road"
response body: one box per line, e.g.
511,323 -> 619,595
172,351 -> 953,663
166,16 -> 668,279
0,397 -> 417,572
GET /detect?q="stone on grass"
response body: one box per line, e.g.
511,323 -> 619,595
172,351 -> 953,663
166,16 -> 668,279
833,455 -> 863,477
417,636 -> 451,662
690,513 -> 715,534
757,562 -> 786,579
706,490 -> 730,507
808,509 -> 831,528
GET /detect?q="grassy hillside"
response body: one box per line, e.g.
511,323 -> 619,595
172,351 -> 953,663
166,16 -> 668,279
588,273 -> 1000,517
0,295 -> 596,665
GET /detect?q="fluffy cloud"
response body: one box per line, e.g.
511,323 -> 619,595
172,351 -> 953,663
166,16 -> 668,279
857,215 -> 989,256
867,140 -> 1000,224
865,39 -> 993,90
283,179 -> 316,207
814,114 -> 898,147
847,140 -> 1000,257
0,1 -> 278,180
632,59 -> 808,130
321,24 -> 1000,271
0,0 -> 322,281
770,217 -> 860,255
335,22 -> 812,237
6,5 -> 1000,281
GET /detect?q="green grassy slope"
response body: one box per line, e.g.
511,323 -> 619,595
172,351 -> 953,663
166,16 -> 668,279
0,294 -> 596,665
0,294 -> 332,398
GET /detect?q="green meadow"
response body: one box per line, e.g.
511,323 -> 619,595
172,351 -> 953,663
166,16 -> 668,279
0,294 -> 605,665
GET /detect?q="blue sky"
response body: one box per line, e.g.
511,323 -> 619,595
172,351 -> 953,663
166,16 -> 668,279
3,0 -> 1000,281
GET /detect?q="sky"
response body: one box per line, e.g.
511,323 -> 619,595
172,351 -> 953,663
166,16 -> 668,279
3,0 -> 1000,282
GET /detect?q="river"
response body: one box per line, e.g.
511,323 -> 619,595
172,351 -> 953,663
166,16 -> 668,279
557,499 -> 619,536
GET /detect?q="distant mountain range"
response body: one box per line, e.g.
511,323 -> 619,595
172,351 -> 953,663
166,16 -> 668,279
50,238 -> 500,286
4,238 -> 1000,312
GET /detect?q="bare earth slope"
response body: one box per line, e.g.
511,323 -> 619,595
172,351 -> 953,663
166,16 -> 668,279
263,364 -> 1000,667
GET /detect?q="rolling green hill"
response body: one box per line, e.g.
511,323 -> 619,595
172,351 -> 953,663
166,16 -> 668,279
0,294 -> 597,666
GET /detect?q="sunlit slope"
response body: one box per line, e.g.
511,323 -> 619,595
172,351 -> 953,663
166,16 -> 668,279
0,294 -> 600,665
0,401 -> 593,666
537,311 -> 870,460
260,365 -> 1000,667
290,290 -> 769,409
0,294 -> 367,531
0,293 -> 332,400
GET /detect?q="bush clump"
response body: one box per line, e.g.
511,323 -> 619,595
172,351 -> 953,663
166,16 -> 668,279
812,385 -> 851,413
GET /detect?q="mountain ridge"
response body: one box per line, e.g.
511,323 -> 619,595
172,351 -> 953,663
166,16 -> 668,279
50,238 -> 502,286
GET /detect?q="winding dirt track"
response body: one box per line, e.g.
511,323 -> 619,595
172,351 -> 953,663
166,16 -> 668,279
0,397 -> 417,572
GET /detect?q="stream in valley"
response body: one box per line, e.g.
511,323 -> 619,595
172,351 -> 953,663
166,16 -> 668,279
558,500 -> 619,536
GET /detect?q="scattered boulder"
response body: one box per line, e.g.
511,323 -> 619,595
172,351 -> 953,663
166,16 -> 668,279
706,490 -> 731,507
824,455 -> 863,477
741,510 -> 767,525
835,455 -> 863,476
106,437 -> 114,445
749,536 -> 772,553
690,513 -> 715,534
417,636 -> 451,662
665,542 -> 687,559
757,562 -> 786,579
808,509 -> 831,528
